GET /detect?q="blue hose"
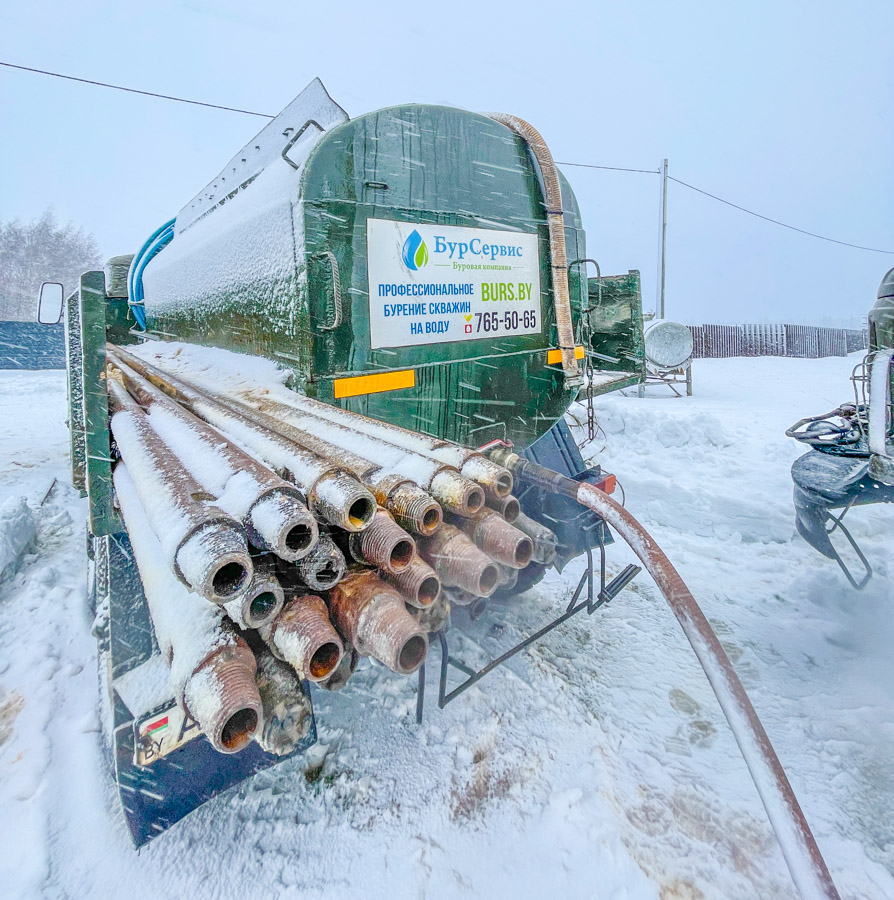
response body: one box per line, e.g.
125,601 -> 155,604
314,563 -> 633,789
128,218 -> 176,330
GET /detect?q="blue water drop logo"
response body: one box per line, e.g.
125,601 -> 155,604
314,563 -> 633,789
401,229 -> 429,270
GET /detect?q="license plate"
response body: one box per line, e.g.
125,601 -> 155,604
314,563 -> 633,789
134,703 -> 202,766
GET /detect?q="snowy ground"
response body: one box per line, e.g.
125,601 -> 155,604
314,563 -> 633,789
1,356 -> 892,900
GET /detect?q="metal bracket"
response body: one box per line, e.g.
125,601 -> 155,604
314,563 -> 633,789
415,542 -> 641,723
281,119 -> 324,170
825,502 -> 873,590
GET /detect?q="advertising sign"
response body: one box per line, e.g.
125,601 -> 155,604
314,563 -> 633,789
367,219 -> 542,350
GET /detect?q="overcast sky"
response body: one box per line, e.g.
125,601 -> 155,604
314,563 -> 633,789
2,0 -> 892,326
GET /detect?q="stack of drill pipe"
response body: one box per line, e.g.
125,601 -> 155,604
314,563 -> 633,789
107,378 -> 253,603
110,345 -> 486,523
114,465 -> 262,754
327,568 -> 429,675
108,352 -> 319,561
110,346 -> 377,533
191,377 -> 516,501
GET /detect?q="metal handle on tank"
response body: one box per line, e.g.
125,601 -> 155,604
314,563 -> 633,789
281,119 -> 324,170
312,251 -> 343,331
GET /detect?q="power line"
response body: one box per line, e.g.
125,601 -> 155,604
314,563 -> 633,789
668,175 -> 894,256
5,58 -> 892,256
556,160 -> 660,175
0,60 -> 275,119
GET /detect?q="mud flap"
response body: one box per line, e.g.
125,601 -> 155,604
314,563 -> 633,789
98,532 -> 317,848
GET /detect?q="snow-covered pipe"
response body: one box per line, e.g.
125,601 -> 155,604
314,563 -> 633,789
513,512 -> 558,566
289,532 -> 346,592
489,448 -> 840,900
113,465 -> 262,754
111,345 -> 376,532
108,351 -> 319,561
108,379 -> 253,602
868,348 -> 893,458
223,556 -> 285,630
208,383 -> 514,500
259,593 -> 344,682
253,643 -> 314,756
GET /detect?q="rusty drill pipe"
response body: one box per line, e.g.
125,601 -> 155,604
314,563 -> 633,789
120,351 -> 487,518
114,465 -> 262,754
346,508 -> 416,574
417,524 -> 501,597
485,493 -> 520,523
183,642 -> 262,753
451,507 -> 533,569
512,512 -> 558,566
204,381 -> 514,498
252,642 -> 314,756
110,345 -> 376,532
108,379 -> 253,602
294,533 -> 346,591
386,482 -> 443,536
489,448 -> 842,900
380,556 -> 441,608
327,569 -> 429,675
223,556 -> 285,630
108,352 -> 318,561
259,593 -> 344,682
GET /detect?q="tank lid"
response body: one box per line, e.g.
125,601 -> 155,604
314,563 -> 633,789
878,267 -> 894,299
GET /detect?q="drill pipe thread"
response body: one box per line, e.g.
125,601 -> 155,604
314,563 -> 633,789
260,593 -> 345,682
183,642 -> 262,754
327,569 -> 429,675
223,556 -> 285,629
512,512 -> 558,566
417,524 -> 501,597
452,507 -> 533,569
380,556 -> 441,609
385,482 -> 443,536
347,508 -> 416,574
484,493 -> 520,523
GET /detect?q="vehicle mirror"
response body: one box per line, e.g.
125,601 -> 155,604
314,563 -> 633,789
37,282 -> 64,325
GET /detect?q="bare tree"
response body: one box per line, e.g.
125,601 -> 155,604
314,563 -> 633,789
0,209 -> 102,321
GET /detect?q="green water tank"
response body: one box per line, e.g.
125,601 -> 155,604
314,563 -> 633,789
140,80 -> 588,449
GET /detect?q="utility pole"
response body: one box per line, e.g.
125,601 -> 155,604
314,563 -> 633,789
657,158 -> 668,319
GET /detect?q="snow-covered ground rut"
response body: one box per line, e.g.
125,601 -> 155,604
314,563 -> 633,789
0,356 -> 891,900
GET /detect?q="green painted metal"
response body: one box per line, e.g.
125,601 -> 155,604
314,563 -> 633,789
65,287 -> 87,495
78,271 -> 119,536
586,269 -> 646,381
142,104 -> 592,450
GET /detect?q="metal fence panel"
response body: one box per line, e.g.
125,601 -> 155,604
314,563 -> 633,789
687,323 -> 866,360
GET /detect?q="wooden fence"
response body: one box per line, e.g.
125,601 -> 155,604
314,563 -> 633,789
687,324 -> 868,359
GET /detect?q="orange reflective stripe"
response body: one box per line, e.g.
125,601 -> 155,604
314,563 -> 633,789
333,369 -> 416,399
546,346 -> 585,365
